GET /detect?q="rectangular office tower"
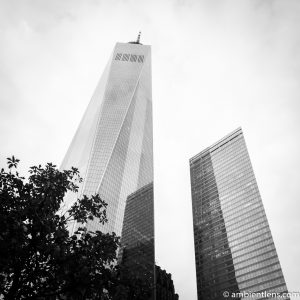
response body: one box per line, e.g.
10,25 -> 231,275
189,128 -> 289,300
120,182 -> 155,295
60,37 -> 154,260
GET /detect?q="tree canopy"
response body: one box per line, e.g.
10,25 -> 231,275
0,157 -> 119,299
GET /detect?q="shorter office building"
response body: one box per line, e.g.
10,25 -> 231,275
190,128 -> 289,300
120,182 -> 155,297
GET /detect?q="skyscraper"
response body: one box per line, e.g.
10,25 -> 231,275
120,182 -> 155,295
190,128 -> 289,300
60,36 -> 154,248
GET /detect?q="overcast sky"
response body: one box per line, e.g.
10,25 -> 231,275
1,0 -> 299,299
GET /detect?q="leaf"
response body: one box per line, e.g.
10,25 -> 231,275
0,158 -> 121,299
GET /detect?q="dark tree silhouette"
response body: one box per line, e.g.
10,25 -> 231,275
112,264 -> 153,300
0,157 -> 120,300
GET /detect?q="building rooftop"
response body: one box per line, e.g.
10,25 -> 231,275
189,127 -> 243,164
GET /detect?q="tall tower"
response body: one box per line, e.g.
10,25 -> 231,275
190,128 -> 289,300
60,37 -> 153,242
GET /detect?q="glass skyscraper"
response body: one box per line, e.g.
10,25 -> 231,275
120,182 -> 155,295
60,38 -> 154,251
190,128 -> 289,300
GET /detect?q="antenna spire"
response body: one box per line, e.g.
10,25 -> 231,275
128,31 -> 143,45
136,31 -> 141,44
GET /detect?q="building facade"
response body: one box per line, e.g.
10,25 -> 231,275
190,128 -> 289,300
120,182 -> 155,296
61,39 -> 153,238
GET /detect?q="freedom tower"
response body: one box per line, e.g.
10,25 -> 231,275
61,33 -> 154,259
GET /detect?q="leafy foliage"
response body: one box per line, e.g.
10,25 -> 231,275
0,157 -> 120,299
112,265 -> 153,300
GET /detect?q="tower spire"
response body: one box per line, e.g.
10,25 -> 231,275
136,31 -> 141,44
128,31 -> 143,45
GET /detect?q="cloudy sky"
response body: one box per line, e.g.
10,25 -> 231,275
1,0 -> 299,298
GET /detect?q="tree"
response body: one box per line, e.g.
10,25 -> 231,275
0,157 -> 120,299
111,263 -> 152,300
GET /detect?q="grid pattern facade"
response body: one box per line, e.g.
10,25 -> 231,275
120,182 -> 155,296
60,42 -> 153,239
190,128 -> 289,300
